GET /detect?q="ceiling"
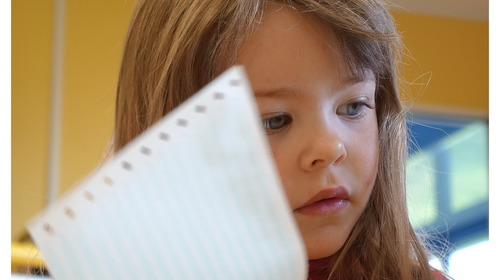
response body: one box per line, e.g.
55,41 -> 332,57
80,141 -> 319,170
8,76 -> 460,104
388,0 -> 489,21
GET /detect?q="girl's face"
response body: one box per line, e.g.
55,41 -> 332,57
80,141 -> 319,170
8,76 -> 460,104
237,5 -> 379,260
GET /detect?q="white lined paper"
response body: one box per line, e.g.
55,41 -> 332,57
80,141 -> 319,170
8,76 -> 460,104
28,66 -> 307,280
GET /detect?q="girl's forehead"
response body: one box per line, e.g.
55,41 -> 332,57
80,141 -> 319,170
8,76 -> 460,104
255,4 -> 330,39
242,3 -> 376,82
238,4 -> 375,89
239,5 -> 339,63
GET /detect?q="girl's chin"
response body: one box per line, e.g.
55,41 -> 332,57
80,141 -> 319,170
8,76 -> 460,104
305,242 -> 343,260
301,228 -> 348,259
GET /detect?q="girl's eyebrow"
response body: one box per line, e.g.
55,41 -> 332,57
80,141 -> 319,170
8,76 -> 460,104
254,77 -> 370,98
345,76 -> 366,85
254,87 -> 301,98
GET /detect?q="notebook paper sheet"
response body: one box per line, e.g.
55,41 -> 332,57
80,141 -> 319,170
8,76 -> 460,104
27,66 -> 307,280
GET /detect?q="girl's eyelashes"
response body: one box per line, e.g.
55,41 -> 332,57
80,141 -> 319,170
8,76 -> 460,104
336,101 -> 374,119
262,113 -> 292,135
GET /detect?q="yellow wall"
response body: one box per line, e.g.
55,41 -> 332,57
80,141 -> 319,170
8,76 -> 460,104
393,11 -> 488,114
12,0 -> 136,241
12,0 -> 54,241
60,1 -> 136,194
11,5 -> 488,241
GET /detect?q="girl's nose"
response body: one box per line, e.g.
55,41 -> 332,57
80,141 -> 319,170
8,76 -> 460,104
299,127 -> 347,171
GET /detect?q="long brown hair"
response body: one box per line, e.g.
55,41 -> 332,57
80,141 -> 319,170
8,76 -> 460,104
114,0 -> 440,279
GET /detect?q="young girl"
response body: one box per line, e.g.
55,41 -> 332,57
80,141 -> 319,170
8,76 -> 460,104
113,0 -> 448,279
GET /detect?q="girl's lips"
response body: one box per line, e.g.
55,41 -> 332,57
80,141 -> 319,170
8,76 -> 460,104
295,187 -> 349,216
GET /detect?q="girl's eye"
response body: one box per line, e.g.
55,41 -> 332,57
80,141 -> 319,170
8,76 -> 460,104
262,114 -> 292,134
337,101 -> 373,118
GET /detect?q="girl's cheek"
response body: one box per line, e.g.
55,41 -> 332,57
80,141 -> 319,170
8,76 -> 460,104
268,142 -> 300,208
359,136 -> 379,197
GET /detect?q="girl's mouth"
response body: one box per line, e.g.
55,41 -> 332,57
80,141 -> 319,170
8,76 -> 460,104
295,187 -> 349,215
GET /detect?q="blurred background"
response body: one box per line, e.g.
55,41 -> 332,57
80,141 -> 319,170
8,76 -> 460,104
11,0 -> 489,279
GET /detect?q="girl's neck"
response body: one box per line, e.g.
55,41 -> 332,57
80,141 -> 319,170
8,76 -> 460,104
308,256 -> 332,280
